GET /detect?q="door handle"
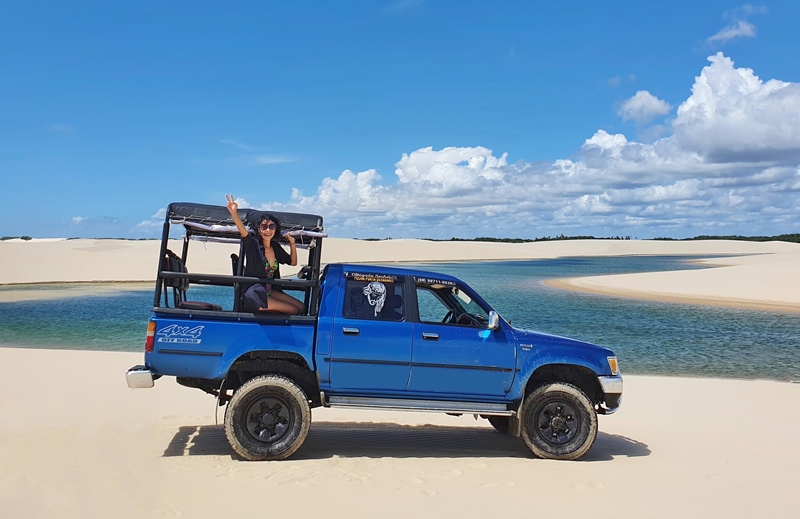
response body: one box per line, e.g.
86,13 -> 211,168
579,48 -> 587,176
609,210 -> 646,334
342,327 -> 360,335
422,332 -> 439,341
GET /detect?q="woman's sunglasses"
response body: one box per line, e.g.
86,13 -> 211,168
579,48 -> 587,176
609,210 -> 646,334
259,223 -> 276,231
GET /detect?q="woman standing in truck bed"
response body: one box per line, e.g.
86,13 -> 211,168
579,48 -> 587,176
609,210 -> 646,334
225,194 -> 305,315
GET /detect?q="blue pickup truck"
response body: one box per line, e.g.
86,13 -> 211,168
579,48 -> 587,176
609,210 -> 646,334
126,203 -> 622,461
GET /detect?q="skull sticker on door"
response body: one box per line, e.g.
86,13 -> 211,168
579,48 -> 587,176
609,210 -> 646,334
363,281 -> 386,316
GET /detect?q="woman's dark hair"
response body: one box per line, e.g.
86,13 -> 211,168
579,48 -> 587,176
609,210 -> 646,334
255,213 -> 282,241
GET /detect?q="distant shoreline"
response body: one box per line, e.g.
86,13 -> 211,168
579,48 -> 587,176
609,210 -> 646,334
1,237 -> 799,310
544,277 -> 800,314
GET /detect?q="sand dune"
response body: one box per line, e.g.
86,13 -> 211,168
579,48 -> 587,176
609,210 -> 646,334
1,348 -> 798,518
548,250 -> 800,312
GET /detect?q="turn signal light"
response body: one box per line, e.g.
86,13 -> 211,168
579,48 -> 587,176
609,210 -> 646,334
145,321 -> 156,352
607,356 -> 619,376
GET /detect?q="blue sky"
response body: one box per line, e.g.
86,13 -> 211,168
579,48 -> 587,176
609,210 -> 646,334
2,1 -> 799,239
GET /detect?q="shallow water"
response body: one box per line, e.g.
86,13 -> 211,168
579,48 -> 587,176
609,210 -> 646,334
1,256 -> 798,381
413,258 -> 800,382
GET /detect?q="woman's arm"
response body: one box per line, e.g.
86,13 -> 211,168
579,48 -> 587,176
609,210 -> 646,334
285,232 -> 298,266
225,194 -> 249,238
273,235 -> 297,267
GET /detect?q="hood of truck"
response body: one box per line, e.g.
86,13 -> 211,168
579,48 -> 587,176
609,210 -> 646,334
512,327 -> 616,359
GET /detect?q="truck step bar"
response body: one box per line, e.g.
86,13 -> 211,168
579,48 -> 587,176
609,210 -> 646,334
322,393 -> 515,416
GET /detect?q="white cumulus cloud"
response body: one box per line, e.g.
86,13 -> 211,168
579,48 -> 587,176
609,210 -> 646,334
212,54 -> 800,239
673,53 -> 800,163
617,91 -> 672,124
137,208 -> 167,229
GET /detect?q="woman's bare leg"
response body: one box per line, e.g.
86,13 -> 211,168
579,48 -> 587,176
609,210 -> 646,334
261,291 -> 304,315
273,290 -> 305,313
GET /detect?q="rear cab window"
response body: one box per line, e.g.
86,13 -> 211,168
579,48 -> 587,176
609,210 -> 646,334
342,272 -> 405,321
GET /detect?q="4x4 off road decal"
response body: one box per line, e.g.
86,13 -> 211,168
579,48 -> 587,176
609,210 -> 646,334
157,324 -> 205,344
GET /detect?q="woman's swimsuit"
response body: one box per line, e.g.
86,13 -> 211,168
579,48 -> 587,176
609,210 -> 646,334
263,259 -> 279,296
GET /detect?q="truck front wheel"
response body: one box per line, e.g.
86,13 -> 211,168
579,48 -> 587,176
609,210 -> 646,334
520,382 -> 597,460
224,375 -> 311,461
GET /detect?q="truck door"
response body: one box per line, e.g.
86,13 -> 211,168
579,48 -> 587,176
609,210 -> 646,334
407,279 -> 516,397
328,272 -> 412,392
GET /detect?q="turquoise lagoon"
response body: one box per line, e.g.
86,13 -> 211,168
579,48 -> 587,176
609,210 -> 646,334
1,256 -> 797,382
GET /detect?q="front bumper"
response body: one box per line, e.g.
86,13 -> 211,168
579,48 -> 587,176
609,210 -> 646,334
598,375 -> 623,414
126,365 -> 157,389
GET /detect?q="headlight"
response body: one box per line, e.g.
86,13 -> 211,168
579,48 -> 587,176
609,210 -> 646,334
607,356 -> 620,376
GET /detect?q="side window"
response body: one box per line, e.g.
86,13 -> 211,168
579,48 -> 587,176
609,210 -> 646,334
452,287 -> 490,324
342,272 -> 405,321
415,277 -> 490,327
416,286 -> 451,323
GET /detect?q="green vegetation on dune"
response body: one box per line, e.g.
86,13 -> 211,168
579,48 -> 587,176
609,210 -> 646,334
362,234 -> 800,243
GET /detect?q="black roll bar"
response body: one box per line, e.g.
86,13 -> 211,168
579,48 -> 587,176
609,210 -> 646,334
159,271 -> 317,289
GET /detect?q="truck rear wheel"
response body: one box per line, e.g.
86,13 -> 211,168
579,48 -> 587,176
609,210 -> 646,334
520,382 -> 597,460
224,375 -> 311,461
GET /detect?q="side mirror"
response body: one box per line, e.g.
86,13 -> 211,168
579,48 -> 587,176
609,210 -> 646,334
487,311 -> 500,330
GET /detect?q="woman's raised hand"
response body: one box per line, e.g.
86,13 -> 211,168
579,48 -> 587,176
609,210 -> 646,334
225,194 -> 238,215
226,194 -> 249,237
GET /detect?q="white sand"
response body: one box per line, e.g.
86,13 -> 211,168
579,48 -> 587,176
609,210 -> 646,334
547,250 -> 800,312
2,238 -> 800,517
1,347 -> 798,518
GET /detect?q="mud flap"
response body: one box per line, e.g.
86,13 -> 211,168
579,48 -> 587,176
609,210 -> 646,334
508,395 -> 524,437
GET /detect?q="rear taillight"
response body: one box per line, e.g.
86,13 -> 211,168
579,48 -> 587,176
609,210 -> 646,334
145,321 -> 156,352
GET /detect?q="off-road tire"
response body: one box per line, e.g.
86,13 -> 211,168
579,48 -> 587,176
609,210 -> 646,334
224,374 -> 311,461
520,382 -> 597,460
